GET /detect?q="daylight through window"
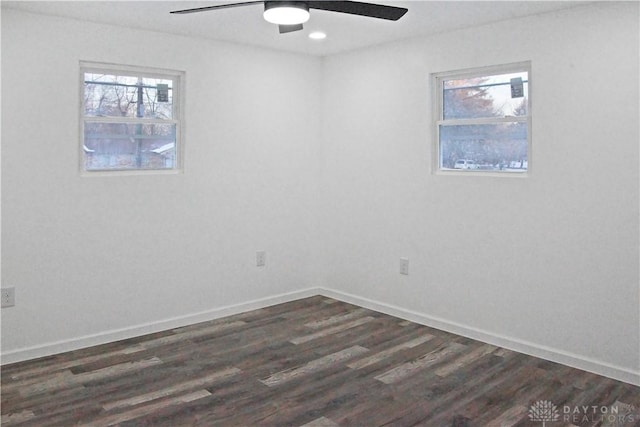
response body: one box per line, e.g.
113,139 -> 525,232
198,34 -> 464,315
80,62 -> 183,172
434,62 -> 531,174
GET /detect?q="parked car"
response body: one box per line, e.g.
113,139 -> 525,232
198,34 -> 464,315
508,160 -> 528,169
453,159 -> 477,170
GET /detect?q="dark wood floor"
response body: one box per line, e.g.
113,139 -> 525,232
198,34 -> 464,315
2,295 -> 639,426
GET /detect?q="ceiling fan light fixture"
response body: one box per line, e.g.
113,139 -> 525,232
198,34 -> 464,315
263,1 -> 310,25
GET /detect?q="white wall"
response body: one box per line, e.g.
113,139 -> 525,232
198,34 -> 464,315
320,2 -> 639,383
1,9 -> 323,358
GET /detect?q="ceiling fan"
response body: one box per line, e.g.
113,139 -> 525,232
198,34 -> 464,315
170,1 -> 408,34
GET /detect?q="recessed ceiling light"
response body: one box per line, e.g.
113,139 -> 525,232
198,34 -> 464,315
309,31 -> 327,40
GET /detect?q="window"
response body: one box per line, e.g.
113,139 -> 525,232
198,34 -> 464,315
80,62 -> 184,173
433,62 -> 531,174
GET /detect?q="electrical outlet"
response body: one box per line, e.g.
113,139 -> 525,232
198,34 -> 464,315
1,287 -> 15,308
256,251 -> 266,267
399,258 -> 409,275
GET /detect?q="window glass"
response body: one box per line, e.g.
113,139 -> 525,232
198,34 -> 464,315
83,73 -> 174,119
443,72 -> 528,120
439,122 -> 528,171
80,63 -> 183,173
434,63 -> 530,174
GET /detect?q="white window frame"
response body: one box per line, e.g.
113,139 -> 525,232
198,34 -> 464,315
432,61 -> 532,176
79,61 -> 185,175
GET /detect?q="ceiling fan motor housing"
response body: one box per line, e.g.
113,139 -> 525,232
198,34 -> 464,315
264,1 -> 309,12
263,1 -> 310,25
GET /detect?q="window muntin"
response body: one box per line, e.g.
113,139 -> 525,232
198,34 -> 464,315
80,63 -> 183,173
435,63 -> 530,174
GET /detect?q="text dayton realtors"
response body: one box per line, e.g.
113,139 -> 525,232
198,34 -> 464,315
561,404 -> 636,424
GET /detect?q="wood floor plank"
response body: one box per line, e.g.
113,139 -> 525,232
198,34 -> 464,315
303,308 -> 369,329
434,343 -> 497,377
346,333 -> 434,369
0,409 -> 36,425
483,404 -> 528,426
2,296 -> 638,427
88,389 -> 212,427
374,341 -> 467,384
260,345 -> 369,387
139,320 -> 247,349
2,345 -> 147,383
18,356 -> 163,397
299,416 -> 341,427
101,366 -> 241,411
289,316 -> 375,344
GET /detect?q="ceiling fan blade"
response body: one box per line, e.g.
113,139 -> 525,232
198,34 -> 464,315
279,23 -> 304,34
170,1 -> 263,15
307,1 -> 407,20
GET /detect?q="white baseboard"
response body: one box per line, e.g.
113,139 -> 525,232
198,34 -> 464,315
3,286 -> 638,387
0,287 -> 322,366
318,287 -> 640,386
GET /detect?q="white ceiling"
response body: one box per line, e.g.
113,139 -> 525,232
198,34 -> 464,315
2,0 -> 591,56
